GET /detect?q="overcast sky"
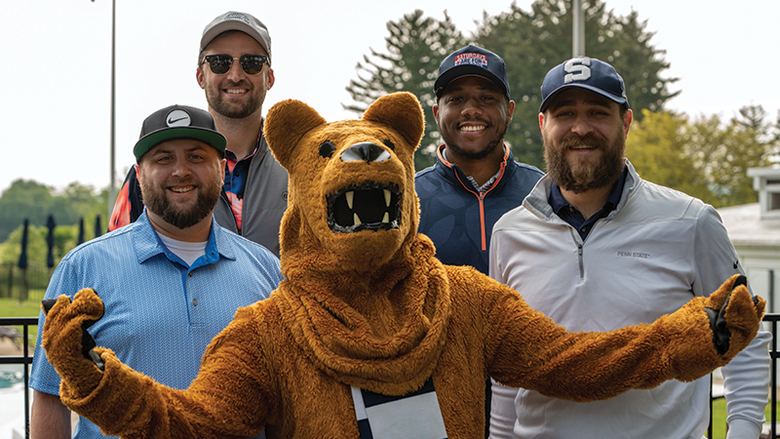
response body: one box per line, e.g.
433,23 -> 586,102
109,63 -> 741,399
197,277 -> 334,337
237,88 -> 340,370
2,0 -> 778,196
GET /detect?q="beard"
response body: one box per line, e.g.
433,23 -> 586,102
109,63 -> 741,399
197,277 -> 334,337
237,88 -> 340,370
140,171 -> 223,230
204,79 -> 264,119
440,122 -> 508,161
544,132 -> 625,194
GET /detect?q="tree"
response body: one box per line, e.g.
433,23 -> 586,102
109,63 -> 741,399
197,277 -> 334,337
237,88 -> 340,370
625,110 -> 716,205
627,106 -> 778,208
344,9 -> 466,169
0,180 -> 107,242
474,0 -> 677,170
0,180 -> 55,241
686,106 -> 775,207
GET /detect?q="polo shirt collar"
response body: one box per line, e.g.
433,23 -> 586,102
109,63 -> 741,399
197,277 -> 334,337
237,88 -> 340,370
549,166 -> 628,217
132,210 -> 237,265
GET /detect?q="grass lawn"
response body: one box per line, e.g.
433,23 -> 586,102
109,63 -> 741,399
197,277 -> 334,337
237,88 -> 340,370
0,297 -> 42,349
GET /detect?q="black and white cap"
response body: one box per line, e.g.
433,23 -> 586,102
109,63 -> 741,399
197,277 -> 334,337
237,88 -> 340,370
133,105 -> 226,161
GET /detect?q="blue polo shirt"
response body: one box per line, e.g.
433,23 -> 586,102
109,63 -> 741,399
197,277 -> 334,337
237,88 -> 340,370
30,211 -> 282,439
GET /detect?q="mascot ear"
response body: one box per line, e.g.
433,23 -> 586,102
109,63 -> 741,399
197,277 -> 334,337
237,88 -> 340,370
363,92 -> 424,153
265,99 -> 327,170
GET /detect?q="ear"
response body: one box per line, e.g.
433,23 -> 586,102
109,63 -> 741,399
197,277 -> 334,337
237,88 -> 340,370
196,68 -> 206,90
266,69 -> 275,90
363,92 -> 424,152
265,99 -> 327,170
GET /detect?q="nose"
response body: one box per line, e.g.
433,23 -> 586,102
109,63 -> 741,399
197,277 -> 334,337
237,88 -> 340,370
571,113 -> 594,136
171,159 -> 193,178
461,98 -> 483,118
225,58 -> 245,81
340,142 -> 391,163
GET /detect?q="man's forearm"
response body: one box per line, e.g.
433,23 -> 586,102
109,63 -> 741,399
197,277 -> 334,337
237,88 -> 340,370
31,390 -> 72,439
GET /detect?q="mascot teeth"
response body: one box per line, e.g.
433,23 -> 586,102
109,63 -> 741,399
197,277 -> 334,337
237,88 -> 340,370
327,182 -> 401,233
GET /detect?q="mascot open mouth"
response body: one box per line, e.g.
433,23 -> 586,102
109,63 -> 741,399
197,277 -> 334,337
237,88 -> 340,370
327,182 -> 401,233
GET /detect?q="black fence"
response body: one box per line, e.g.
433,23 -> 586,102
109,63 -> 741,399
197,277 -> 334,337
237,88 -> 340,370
1,315 -> 778,439
0,262 -> 49,302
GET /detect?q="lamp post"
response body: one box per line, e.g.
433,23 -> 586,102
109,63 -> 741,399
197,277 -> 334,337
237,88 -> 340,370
92,0 -> 116,222
573,0 -> 585,56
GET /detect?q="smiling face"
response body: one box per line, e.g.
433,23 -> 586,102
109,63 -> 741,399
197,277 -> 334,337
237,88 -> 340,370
137,139 -> 225,233
433,76 -> 514,161
197,31 -> 274,120
540,88 -> 632,193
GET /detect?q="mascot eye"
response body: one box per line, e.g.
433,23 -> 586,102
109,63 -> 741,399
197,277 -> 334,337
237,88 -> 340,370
382,139 -> 395,151
319,141 -> 336,158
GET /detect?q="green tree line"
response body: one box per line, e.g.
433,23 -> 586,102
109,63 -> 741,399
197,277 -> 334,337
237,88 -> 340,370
0,180 -> 107,265
344,0 -> 780,207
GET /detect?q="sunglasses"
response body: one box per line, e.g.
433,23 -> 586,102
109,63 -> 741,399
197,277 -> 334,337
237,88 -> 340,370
202,54 -> 268,75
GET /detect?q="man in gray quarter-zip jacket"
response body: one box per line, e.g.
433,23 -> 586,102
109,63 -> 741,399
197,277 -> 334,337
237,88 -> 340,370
488,57 -> 771,439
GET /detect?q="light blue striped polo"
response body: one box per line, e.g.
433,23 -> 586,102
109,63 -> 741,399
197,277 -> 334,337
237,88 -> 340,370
30,211 -> 281,439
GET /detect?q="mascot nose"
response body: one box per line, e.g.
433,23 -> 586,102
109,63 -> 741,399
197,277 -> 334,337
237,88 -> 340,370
341,142 -> 391,163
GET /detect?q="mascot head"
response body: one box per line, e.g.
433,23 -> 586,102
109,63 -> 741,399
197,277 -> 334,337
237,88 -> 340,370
264,92 -> 425,272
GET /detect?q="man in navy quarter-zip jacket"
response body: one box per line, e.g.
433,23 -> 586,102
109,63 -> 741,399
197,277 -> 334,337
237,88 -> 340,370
416,45 -> 543,276
415,45 -> 544,438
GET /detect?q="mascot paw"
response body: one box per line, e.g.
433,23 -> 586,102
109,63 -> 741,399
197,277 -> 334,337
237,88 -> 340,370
704,274 -> 765,357
42,288 -> 106,398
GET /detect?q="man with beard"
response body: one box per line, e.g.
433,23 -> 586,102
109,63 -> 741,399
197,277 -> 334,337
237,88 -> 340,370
488,57 -> 771,439
109,11 -> 287,257
416,45 -> 544,275
415,45 -> 544,438
29,105 -> 282,439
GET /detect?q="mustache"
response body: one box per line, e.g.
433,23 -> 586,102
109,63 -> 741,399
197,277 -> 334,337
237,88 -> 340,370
219,80 -> 253,89
560,133 -> 607,149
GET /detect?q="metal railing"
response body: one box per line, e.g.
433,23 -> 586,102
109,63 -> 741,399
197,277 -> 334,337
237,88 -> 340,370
2,315 -> 779,439
0,316 -> 36,439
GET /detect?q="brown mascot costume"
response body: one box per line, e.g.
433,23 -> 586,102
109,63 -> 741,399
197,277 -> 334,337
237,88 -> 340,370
41,92 -> 764,438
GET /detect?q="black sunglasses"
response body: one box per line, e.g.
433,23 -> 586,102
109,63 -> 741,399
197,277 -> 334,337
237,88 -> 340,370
202,54 -> 268,75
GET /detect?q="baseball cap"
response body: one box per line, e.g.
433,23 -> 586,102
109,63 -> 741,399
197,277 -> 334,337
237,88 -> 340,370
200,11 -> 272,65
133,105 -> 226,161
539,56 -> 629,112
434,45 -> 510,100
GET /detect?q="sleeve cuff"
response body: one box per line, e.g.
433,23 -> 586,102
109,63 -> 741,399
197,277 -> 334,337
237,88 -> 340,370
726,418 -> 763,439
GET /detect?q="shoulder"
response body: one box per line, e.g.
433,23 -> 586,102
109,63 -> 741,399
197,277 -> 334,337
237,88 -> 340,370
414,164 -> 437,181
218,228 -> 280,266
629,178 -> 708,221
507,160 -> 544,178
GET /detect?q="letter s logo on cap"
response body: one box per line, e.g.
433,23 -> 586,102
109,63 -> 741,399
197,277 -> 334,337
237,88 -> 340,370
564,58 -> 591,83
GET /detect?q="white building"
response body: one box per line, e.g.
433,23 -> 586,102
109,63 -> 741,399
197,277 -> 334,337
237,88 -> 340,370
718,166 -> 780,312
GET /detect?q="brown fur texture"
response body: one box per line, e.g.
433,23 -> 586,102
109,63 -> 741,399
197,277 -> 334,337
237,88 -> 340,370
43,92 -> 765,438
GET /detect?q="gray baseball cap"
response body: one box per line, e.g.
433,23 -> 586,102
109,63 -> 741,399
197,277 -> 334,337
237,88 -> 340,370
200,11 -> 272,65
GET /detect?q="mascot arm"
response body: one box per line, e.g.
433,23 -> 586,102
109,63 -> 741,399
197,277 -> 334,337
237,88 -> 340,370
487,274 -> 764,403
42,288 -> 272,439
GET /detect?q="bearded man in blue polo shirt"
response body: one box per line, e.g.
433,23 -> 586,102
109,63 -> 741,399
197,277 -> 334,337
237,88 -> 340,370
29,105 -> 281,439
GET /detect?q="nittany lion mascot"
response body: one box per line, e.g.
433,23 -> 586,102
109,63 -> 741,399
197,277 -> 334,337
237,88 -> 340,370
41,92 -> 763,438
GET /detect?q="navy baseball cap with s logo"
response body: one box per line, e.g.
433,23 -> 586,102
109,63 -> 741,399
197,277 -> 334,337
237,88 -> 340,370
539,57 -> 629,112
133,105 -> 226,161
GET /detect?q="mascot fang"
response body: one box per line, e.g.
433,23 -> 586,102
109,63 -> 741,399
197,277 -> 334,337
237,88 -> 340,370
41,92 -> 764,438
